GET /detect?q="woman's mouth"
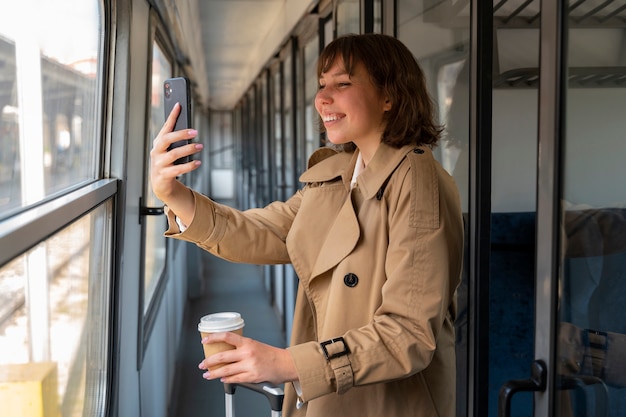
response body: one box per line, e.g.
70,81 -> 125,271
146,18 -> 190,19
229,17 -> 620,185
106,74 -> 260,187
323,113 -> 345,123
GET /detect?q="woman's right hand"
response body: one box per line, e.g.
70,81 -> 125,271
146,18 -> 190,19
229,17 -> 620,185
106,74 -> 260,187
150,102 -> 203,225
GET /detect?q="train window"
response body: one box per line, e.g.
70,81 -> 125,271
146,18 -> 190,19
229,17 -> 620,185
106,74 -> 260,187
336,0 -> 359,36
397,2 -> 471,416
303,33 -> 320,160
259,73 -> 271,206
208,111 -> 234,200
209,112 -> 234,170
0,0 -> 110,413
244,90 -> 256,209
322,15 -> 333,47
272,64 -> 283,201
0,201 -> 113,415
142,41 -> 172,315
0,1 -> 102,219
397,2 -> 471,201
372,0 -> 382,34
283,42 -> 295,197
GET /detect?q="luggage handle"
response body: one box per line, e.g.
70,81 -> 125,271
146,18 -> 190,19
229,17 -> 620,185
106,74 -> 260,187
224,382 -> 285,413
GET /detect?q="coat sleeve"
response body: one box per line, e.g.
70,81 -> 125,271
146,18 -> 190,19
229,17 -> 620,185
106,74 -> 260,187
164,188 -> 302,264
288,157 -> 464,401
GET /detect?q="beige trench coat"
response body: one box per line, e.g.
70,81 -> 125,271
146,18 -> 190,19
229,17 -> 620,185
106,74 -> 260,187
165,143 -> 464,417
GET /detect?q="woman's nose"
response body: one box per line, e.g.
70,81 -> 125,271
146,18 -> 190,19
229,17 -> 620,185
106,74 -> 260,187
316,90 -> 332,105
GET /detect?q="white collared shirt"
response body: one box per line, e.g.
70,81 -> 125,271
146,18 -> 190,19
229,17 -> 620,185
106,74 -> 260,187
350,151 -> 364,190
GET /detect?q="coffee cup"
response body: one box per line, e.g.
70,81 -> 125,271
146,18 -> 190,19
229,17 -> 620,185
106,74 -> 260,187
198,312 -> 245,370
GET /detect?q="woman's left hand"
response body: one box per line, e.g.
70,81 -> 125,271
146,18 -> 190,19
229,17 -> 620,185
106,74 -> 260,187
198,332 -> 298,385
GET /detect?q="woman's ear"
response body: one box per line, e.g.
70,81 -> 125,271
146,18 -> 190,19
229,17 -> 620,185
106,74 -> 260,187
383,98 -> 392,112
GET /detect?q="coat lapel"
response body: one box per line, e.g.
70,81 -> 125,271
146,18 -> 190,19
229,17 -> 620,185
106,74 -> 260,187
310,193 -> 360,278
297,149 -> 361,279
294,144 -> 421,280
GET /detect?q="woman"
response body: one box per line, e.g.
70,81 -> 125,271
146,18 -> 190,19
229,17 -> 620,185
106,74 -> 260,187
150,33 -> 464,417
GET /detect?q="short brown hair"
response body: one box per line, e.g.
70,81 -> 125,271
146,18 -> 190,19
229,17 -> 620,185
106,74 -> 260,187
317,33 -> 443,148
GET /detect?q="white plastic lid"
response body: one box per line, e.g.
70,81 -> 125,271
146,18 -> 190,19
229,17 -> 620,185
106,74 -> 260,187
198,312 -> 245,332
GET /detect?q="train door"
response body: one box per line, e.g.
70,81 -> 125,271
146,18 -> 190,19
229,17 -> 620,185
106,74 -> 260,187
497,1 -> 626,417
399,1 -> 625,416
488,1 -> 541,416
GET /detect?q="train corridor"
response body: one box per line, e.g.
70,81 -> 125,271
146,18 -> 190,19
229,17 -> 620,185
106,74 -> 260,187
169,249 -> 287,417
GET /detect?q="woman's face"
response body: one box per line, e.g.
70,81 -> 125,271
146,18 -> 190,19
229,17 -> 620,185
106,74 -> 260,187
315,57 -> 391,158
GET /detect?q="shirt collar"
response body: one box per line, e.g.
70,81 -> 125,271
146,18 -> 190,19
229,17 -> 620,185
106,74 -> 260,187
350,152 -> 365,190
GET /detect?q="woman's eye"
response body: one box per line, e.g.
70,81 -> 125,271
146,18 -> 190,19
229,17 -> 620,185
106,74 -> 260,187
317,82 -> 350,90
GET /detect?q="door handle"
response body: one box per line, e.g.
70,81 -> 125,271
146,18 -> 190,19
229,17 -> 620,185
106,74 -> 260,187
498,359 -> 547,417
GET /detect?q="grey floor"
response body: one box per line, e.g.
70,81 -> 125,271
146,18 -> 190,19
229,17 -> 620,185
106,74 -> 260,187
169,251 -> 286,417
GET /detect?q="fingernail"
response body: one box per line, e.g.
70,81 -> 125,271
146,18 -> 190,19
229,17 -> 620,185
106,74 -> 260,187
188,129 -> 197,135
203,371 -> 210,379
195,143 -> 204,150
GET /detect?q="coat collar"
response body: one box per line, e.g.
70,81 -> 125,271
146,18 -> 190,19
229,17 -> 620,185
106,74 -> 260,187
300,143 -> 422,199
357,143 -> 420,199
299,147 -> 354,189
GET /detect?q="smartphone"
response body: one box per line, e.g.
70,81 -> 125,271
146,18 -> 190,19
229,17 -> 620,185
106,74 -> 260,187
163,76 -> 192,164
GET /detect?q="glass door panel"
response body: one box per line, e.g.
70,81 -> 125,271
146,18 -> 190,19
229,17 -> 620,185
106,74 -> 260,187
491,1 -> 540,416
142,42 -> 171,315
557,2 -> 626,416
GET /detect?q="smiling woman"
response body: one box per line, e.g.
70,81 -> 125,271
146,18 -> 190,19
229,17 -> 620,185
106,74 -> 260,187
149,33 -> 464,417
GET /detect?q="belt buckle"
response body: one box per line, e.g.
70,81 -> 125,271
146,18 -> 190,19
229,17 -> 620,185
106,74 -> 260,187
320,337 -> 350,360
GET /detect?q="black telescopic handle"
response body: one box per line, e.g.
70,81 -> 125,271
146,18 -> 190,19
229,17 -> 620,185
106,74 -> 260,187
223,382 -> 285,412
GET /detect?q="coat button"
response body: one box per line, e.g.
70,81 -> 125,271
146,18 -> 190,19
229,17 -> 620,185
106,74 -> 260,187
344,273 -> 358,287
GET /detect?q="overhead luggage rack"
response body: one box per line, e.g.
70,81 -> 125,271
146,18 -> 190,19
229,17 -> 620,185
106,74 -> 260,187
492,0 -> 626,28
494,66 -> 626,88
487,0 -> 626,89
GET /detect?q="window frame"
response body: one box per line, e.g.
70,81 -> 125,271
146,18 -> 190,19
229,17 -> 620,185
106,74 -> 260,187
0,179 -> 118,267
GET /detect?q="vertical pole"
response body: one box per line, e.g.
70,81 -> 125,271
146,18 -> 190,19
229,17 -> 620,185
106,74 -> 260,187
467,0 -> 493,416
